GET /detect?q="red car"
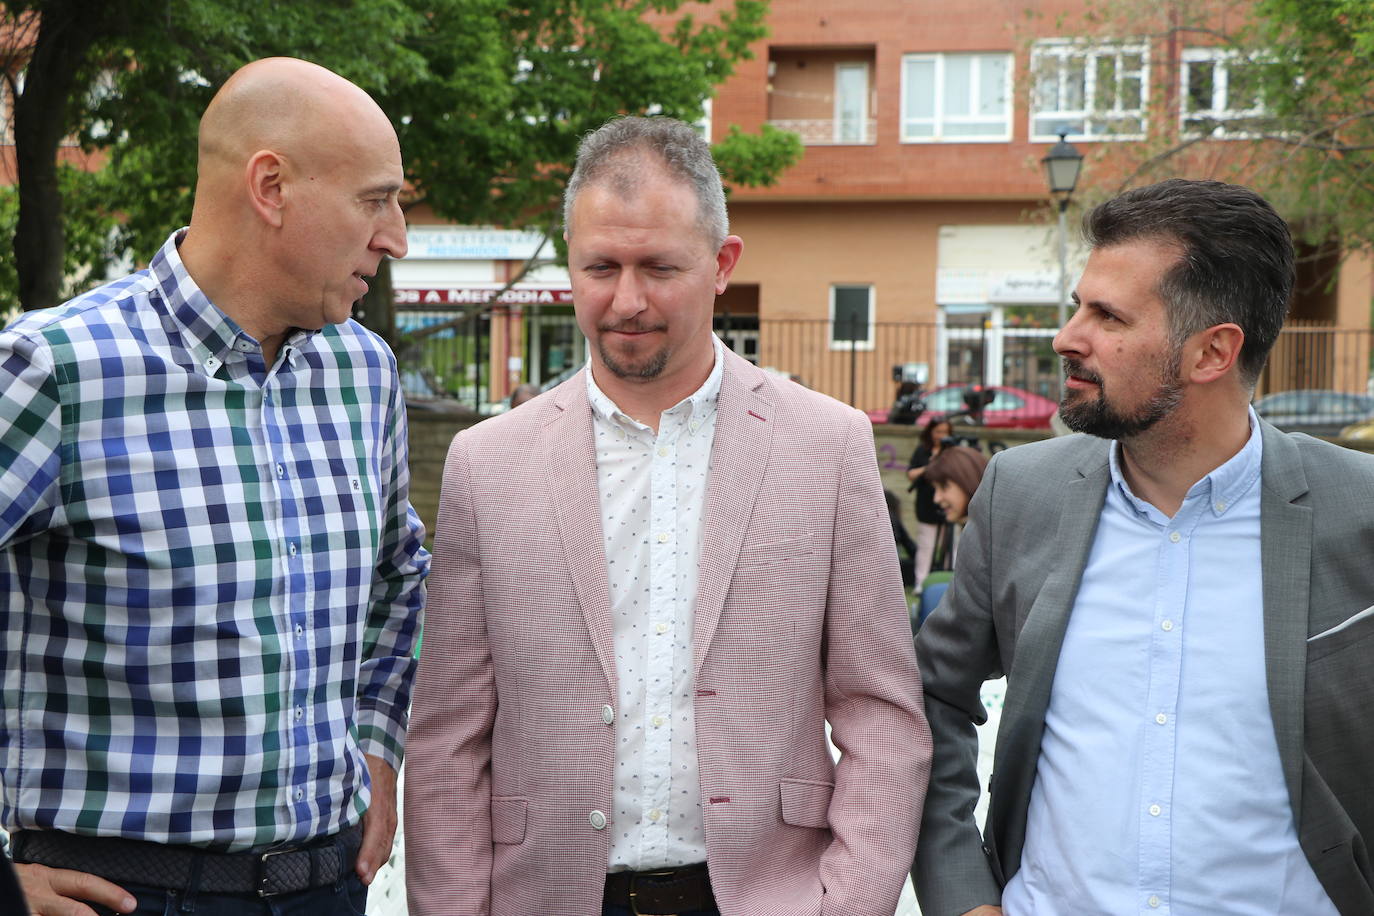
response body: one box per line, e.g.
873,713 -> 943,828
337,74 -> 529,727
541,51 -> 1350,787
868,384 -> 1058,429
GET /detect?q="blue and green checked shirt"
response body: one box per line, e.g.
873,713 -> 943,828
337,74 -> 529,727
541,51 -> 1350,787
0,231 -> 429,851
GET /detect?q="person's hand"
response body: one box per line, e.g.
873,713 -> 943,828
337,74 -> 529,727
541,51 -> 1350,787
354,753 -> 398,885
959,907 -> 1003,916
16,861 -> 136,915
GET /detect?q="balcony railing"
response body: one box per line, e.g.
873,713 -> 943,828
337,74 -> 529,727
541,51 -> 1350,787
767,118 -> 877,145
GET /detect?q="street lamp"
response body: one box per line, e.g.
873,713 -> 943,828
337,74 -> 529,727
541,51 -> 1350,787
1042,130 -> 1083,331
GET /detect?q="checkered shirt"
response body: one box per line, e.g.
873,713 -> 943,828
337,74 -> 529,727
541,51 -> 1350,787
0,230 -> 429,851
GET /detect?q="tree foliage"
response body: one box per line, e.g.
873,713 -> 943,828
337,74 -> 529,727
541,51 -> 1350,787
1048,0 -> 1374,258
2,0 -> 799,320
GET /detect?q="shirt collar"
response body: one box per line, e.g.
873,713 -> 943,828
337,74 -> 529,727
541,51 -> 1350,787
585,335 -> 725,430
1108,406 -> 1264,518
151,229 -> 316,375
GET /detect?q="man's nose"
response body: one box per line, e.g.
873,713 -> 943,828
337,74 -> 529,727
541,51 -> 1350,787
609,271 -> 647,320
1053,304 -> 1084,356
375,200 -> 408,260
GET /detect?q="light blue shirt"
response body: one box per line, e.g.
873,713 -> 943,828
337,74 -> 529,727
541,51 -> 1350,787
1002,412 -> 1337,915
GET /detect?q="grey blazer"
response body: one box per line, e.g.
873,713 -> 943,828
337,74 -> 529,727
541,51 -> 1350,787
912,421 -> 1374,916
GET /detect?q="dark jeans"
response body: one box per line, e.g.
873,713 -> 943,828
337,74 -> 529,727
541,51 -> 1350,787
602,907 -> 719,916
93,874 -> 368,916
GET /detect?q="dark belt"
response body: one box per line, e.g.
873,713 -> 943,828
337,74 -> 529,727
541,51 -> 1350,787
604,862 -> 715,915
10,823 -> 361,898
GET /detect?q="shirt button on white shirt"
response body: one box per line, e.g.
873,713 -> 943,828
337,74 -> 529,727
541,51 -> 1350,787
1148,895 -> 1161,908
655,623 -> 668,635
602,704 -> 615,726
657,447 -> 669,457
656,532 -> 670,544
649,809 -> 662,822
1149,804 -> 1163,817
1215,500 -> 1227,513
589,810 -> 607,830
1156,713 -> 1168,725
1161,619 -> 1175,631
1169,531 -> 1181,543
652,715 -> 665,727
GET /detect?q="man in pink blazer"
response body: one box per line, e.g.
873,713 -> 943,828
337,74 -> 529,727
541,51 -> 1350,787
405,116 -> 932,916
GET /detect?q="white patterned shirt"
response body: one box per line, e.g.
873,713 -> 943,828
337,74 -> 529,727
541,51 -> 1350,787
586,337 -> 723,871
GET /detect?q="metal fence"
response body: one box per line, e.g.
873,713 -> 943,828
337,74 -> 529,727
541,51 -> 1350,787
398,310 -> 1374,434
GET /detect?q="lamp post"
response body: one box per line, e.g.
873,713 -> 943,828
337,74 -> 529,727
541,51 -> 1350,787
1042,130 -> 1084,332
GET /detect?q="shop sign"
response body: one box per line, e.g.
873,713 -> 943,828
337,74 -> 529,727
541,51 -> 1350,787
394,288 -> 574,306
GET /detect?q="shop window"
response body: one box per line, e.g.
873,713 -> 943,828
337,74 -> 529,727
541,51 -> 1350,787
830,285 -> 874,350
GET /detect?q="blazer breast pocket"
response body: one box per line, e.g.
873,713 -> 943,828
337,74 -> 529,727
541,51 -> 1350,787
491,796 -> 528,845
736,532 -> 815,569
1307,605 -> 1374,663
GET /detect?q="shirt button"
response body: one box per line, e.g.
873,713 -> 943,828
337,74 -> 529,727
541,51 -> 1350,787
1148,895 -> 1161,908
648,809 -> 662,822
288,542 -> 297,556
1161,619 -> 1174,632
1155,713 -> 1168,725
1214,500 -> 1227,513
657,532 -> 670,544
652,715 -> 665,727
276,463 -> 285,478
601,704 -> 615,725
295,789 -> 304,801
690,422 -> 700,432
295,625 -> 304,638
1149,804 -> 1162,817
589,810 -> 607,830
655,623 -> 668,635
657,447 -> 669,457
1169,531 -> 1181,543
294,707 -> 303,721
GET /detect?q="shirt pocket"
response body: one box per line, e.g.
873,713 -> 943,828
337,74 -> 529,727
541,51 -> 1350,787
735,532 -> 815,569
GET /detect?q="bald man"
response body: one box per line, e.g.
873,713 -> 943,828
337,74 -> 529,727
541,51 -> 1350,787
0,58 -> 428,915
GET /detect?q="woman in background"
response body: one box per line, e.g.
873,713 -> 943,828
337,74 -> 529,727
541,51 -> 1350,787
906,415 -> 953,588
924,445 -> 990,563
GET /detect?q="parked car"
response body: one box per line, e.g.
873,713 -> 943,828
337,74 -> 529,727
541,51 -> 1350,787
915,384 -> 1058,429
1253,389 -> 1374,436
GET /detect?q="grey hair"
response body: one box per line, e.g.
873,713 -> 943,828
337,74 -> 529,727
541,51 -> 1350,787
563,116 -> 728,249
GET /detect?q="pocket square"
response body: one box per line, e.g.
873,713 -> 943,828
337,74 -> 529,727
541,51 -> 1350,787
1308,604 -> 1374,643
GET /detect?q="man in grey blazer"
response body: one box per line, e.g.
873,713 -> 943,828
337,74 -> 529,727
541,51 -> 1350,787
913,179 -> 1374,916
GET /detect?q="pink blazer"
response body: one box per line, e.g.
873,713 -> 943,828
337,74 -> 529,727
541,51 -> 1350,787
405,351 -> 932,916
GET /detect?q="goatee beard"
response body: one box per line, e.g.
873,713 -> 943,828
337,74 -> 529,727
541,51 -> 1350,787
1059,354 -> 1185,440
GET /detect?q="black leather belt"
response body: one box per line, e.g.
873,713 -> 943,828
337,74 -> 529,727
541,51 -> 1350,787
10,824 -> 362,898
604,862 -> 715,915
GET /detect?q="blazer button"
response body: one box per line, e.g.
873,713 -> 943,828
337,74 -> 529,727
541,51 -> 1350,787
589,810 -> 607,830
601,704 -> 615,725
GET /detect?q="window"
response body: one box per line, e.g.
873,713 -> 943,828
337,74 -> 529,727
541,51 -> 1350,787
834,63 -> 870,143
830,285 -> 874,349
902,53 -> 1012,142
1031,40 -> 1148,140
1181,49 -> 1278,138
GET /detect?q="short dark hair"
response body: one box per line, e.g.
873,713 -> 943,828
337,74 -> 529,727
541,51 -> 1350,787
924,446 -> 988,500
919,414 -> 949,451
1083,178 -> 1294,387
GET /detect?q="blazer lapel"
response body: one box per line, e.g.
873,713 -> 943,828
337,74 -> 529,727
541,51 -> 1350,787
544,378 -> 619,688
692,353 -> 774,674
994,448 -> 1110,875
1258,421 -> 1312,817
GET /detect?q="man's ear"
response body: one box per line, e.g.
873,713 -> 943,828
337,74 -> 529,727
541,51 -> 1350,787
1188,323 -> 1244,385
246,149 -> 286,228
714,235 -> 744,294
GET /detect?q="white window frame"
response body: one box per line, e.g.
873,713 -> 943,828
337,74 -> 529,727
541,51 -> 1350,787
1180,48 -> 1277,139
1030,39 -> 1149,141
829,284 -> 875,351
900,52 -> 1013,143
833,62 -> 870,144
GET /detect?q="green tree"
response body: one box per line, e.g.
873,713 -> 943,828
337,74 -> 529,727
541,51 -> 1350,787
1041,0 -> 1374,258
2,0 -> 800,332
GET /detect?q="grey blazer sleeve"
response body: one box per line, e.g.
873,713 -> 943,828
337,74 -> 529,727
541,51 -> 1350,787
911,452 -> 1006,916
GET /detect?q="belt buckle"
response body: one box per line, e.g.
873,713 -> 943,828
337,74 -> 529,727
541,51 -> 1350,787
628,869 -> 678,916
257,847 -> 293,898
